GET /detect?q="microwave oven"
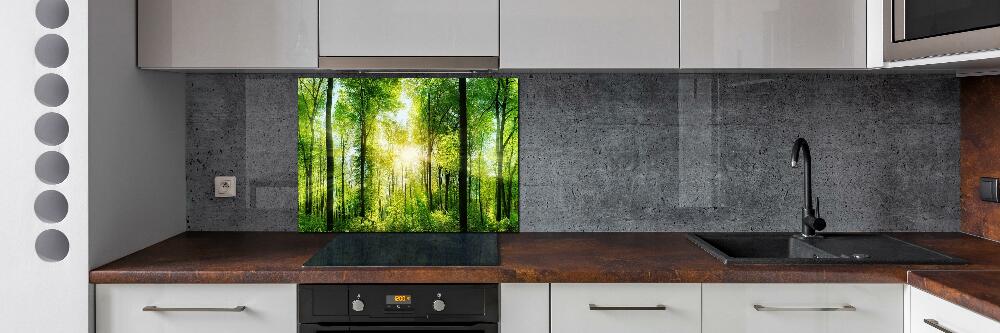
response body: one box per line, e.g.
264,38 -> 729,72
884,0 -> 1000,62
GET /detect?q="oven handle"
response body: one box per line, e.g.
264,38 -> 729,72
299,323 -> 497,333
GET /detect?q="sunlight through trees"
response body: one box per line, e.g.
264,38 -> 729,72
297,78 -> 519,232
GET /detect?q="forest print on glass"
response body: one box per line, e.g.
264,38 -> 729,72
297,78 -> 519,232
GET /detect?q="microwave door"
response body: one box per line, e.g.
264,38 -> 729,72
896,0 -> 1000,42
885,0 -> 1000,61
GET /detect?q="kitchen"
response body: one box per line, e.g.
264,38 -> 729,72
2,0 -> 1000,332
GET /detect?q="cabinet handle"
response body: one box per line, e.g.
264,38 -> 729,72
753,304 -> 856,312
588,304 -> 667,311
923,319 -> 955,333
142,306 -> 247,312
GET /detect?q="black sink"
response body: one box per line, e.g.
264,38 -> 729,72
687,233 -> 966,265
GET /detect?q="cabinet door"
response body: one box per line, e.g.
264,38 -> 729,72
680,0 -> 867,68
910,287 -> 1000,333
702,283 -> 903,333
551,283 -> 701,333
138,0 -> 318,69
501,0 -> 680,69
96,284 -> 297,333
500,284 -> 548,333
319,0 -> 499,57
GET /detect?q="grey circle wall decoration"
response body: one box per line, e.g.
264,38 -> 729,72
35,34 -> 69,68
35,229 -> 70,262
34,190 -> 68,223
35,151 -> 69,184
36,0 -> 70,29
35,112 -> 69,145
34,73 -> 69,107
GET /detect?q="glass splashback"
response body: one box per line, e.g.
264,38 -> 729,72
296,78 -> 519,232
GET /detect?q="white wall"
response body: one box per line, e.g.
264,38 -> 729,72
88,0 -> 186,269
0,0 -> 90,331
0,0 -> 184,331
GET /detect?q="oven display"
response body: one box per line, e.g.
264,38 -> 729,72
386,295 -> 412,304
385,295 -> 413,311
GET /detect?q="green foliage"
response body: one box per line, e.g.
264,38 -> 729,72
297,77 -> 519,232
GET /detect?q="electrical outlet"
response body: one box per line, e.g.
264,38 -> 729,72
980,177 -> 999,202
215,176 -> 236,198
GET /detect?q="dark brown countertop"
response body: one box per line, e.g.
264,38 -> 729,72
908,270 -> 1000,323
90,232 -> 1000,284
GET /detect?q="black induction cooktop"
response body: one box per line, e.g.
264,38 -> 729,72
303,233 -> 500,267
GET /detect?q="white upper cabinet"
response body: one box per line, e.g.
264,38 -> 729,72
138,0 -> 318,69
319,0 -> 500,57
500,0 -> 680,69
680,0 -> 870,69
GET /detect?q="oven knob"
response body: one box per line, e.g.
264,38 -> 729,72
351,299 -> 365,312
432,299 -> 446,312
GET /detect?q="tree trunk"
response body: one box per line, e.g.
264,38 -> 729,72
458,78 -> 469,231
425,90 -> 434,210
305,80 -> 321,216
477,150 -> 484,227
357,81 -> 368,218
324,78 -> 335,231
493,79 -> 506,221
506,160 -> 516,219
340,137 -> 346,222
497,79 -> 512,220
444,172 -> 450,211
437,167 -> 443,210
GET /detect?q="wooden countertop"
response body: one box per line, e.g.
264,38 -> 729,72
908,270 -> 1000,323
90,232 -> 1000,284
90,232 -> 1000,321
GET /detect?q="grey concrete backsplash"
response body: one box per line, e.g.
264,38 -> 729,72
186,73 -> 960,232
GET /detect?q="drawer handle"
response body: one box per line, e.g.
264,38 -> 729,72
923,319 -> 955,333
142,306 -> 247,312
753,304 -> 856,312
589,304 -> 667,311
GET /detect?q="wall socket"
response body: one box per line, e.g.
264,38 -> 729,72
980,177 -> 999,203
215,176 -> 236,198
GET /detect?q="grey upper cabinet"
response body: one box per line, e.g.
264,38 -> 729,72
501,0 -> 680,69
319,0 -> 499,57
680,0 -> 871,69
138,0 -> 318,69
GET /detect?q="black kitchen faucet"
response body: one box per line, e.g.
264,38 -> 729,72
791,138 -> 826,238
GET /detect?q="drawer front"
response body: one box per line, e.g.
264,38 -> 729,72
551,283 -> 701,333
703,283 -> 903,333
96,284 -> 297,333
910,287 -> 1000,333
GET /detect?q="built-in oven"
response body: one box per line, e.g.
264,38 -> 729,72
885,0 -> 1000,61
298,284 -> 498,333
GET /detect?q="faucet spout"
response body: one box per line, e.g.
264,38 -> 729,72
791,138 -> 825,237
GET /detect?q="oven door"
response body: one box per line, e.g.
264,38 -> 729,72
885,0 -> 1000,61
300,323 -> 498,333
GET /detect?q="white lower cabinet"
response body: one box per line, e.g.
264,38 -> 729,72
500,283 -> 549,333
702,283 -> 904,333
550,283 -> 701,333
910,287 -> 1000,333
96,284 -> 297,333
